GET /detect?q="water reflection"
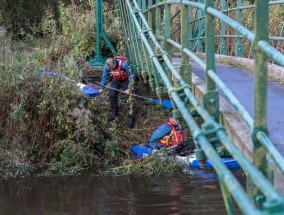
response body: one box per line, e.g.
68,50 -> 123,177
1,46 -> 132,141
0,169 -> 243,215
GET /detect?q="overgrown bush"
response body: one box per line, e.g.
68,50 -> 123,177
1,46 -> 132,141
0,0 -> 91,37
0,28 -> 178,177
101,150 -> 185,176
5,1 -> 279,179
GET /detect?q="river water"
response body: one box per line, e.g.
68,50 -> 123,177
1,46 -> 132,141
0,169 -> 243,215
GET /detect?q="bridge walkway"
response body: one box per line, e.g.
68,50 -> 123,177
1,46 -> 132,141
173,57 -> 284,155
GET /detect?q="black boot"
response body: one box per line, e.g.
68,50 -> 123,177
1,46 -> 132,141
108,111 -> 118,122
128,114 -> 135,128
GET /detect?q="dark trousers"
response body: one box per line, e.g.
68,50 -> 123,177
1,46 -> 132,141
109,79 -> 129,113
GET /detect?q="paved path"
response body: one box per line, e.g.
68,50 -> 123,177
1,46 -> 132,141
173,58 -> 284,155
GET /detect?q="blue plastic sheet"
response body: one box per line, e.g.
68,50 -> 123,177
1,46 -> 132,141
131,145 -> 153,157
152,99 -> 173,109
81,85 -> 100,98
191,158 -> 240,170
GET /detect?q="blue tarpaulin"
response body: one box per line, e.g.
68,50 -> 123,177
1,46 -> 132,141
131,144 -> 240,170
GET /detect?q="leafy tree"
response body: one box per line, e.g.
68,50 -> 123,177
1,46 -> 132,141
0,0 -> 89,37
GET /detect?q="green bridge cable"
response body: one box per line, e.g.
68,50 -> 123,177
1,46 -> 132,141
170,3 -> 284,178
115,0 -> 284,213
126,0 -> 283,197
154,0 -> 284,177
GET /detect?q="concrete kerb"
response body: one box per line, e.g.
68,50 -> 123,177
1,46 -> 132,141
194,53 -> 284,82
172,54 -> 254,159
192,72 -> 284,195
191,73 -> 253,160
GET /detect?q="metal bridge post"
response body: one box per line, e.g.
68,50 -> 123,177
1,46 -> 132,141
147,0 -> 153,30
117,0 -> 132,63
131,16 -> 143,77
140,36 -> 151,83
130,7 -> 142,73
250,0 -> 270,208
138,30 -> 148,81
188,6 -> 193,51
181,2 -> 192,86
235,0 -> 243,57
120,0 -> 138,71
89,0 -> 117,68
146,0 -> 156,89
204,0 -> 219,122
220,0 -> 228,55
154,0 -> 164,97
138,0 -> 142,26
141,0 -> 146,12
155,0 -> 162,37
132,2 -> 147,80
166,2 -> 178,97
163,0 -> 172,82
197,0 -> 205,52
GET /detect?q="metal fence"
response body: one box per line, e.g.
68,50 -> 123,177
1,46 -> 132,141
114,0 -> 284,214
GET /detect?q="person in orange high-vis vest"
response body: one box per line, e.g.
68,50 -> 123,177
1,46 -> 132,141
146,116 -> 184,150
99,57 -> 135,128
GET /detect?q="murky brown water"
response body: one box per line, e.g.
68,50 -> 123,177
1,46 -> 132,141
0,169 -> 243,215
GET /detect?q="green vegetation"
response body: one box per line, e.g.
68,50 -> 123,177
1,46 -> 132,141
102,151 -> 185,176
1,0 -> 281,179
0,32 -> 182,178
0,1 -> 184,178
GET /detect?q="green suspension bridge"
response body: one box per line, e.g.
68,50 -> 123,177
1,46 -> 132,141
86,0 -> 284,214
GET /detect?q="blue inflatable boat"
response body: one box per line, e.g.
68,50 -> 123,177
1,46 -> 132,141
131,144 -> 240,170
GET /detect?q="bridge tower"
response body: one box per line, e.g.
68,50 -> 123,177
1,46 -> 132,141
80,0 -> 117,81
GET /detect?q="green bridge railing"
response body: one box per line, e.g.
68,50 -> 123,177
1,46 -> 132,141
105,0 -> 284,214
